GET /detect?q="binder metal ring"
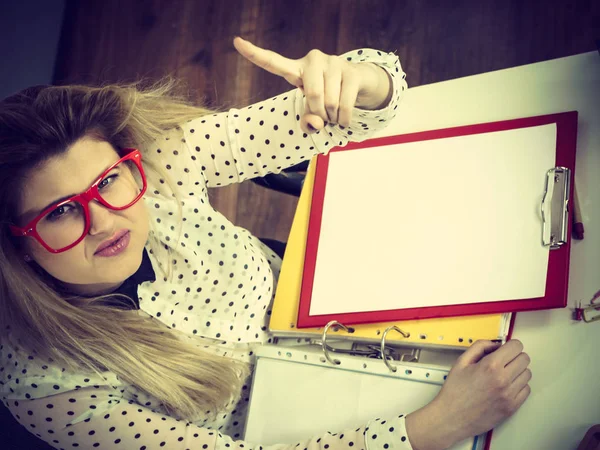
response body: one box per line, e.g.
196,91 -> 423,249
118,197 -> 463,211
380,326 -> 410,372
321,320 -> 354,365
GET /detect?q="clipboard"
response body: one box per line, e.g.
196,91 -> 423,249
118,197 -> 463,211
298,111 -> 578,328
244,342 -> 486,450
269,159 -> 516,349
269,158 -> 514,349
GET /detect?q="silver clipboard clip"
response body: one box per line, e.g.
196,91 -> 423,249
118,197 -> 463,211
541,167 -> 571,249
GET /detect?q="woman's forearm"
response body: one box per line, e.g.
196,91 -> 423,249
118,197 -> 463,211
405,400 -> 462,450
355,62 -> 394,110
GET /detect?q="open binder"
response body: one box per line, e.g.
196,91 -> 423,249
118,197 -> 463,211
297,111 -> 578,328
245,343 -> 487,450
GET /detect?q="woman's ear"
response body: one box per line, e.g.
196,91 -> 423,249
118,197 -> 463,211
17,238 -> 35,263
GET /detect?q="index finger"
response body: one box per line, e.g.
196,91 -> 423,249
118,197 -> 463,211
233,37 -> 301,82
486,339 -> 524,367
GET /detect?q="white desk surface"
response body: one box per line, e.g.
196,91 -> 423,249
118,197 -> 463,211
369,51 -> 600,450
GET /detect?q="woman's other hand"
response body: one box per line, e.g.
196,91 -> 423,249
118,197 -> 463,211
405,339 -> 532,450
233,37 -> 392,133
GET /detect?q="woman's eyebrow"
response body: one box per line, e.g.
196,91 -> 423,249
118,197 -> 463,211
36,193 -> 80,216
18,192 -> 79,225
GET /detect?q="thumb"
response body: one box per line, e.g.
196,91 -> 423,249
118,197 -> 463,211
300,113 -> 325,134
456,340 -> 502,367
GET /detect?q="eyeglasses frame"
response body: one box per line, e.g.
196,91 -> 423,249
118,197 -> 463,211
9,148 -> 147,254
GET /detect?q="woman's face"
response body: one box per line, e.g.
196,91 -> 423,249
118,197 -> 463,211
16,137 -> 150,296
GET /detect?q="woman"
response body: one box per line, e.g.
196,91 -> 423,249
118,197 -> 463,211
0,37 -> 531,450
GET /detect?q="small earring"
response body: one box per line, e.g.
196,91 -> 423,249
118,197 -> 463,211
24,254 -> 32,262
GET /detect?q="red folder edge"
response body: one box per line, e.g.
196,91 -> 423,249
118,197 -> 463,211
297,112 -> 578,328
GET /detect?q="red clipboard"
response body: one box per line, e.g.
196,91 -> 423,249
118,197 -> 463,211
297,112 -> 578,328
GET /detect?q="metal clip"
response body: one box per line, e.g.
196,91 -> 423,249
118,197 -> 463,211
399,348 -> 421,363
582,305 -> 600,323
541,167 -> 571,249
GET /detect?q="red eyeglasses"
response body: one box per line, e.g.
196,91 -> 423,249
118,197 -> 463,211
9,148 -> 147,254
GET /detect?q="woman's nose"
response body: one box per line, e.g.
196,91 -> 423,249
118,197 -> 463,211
87,200 -> 116,235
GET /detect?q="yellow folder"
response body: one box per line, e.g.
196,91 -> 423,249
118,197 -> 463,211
269,159 -> 511,348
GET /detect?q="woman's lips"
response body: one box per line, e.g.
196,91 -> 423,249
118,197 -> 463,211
95,231 -> 131,257
95,229 -> 129,253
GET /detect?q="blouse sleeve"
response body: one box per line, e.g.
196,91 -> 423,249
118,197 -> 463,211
3,388 -> 414,450
179,48 -> 407,188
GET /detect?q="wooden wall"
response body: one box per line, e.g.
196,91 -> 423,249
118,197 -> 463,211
54,0 -> 599,242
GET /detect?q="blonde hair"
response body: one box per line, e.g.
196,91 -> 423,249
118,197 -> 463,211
0,79 -> 250,421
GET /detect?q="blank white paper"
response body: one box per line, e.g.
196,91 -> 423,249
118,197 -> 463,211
308,124 -> 556,316
245,357 -> 476,450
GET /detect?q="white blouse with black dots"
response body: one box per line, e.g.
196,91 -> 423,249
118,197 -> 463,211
1,48 -> 414,450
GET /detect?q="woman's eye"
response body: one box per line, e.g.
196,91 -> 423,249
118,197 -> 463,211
99,174 -> 118,189
47,204 -> 75,221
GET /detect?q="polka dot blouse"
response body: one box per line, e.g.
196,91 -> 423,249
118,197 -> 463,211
1,48 -> 413,449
